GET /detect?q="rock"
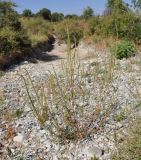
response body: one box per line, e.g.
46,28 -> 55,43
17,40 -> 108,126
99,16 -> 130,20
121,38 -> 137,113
82,145 -> 103,158
13,134 -> 24,144
23,61 -> 28,64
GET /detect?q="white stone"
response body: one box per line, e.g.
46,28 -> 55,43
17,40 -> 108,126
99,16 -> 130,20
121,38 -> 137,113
13,134 -> 24,143
23,61 -> 28,64
82,145 -> 102,158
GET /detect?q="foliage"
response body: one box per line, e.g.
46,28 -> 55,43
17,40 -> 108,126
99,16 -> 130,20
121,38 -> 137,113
131,17 -> 141,44
0,27 -> 31,54
96,1 -> 141,45
110,40 -> 136,59
0,0 -> 141,64
112,119 -> 141,160
98,0 -> 133,39
0,1 -> 21,30
54,20 -> 83,46
0,1 -> 31,54
22,9 -> 33,17
21,17 -> 53,46
87,17 -> 100,35
107,0 -> 129,14
82,6 -> 94,20
65,14 -> 79,19
51,12 -> 64,22
36,8 -> 51,20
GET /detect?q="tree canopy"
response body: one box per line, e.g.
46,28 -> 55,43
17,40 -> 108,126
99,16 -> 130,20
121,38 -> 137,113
22,9 -> 33,17
51,12 -> 64,22
82,6 -> 94,19
37,8 -> 51,20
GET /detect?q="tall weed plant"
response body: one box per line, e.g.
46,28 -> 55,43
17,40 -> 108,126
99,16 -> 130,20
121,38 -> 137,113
23,33 -> 117,143
54,19 -> 84,46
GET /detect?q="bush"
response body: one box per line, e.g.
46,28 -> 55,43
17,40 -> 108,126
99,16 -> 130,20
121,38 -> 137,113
0,1 -> 31,55
65,14 -> 79,19
131,18 -> 141,44
54,20 -> 83,46
36,8 -> 51,21
82,6 -> 94,20
22,9 -> 33,17
51,12 -> 64,22
21,17 -> 53,46
0,1 -> 22,31
110,40 -> 136,59
0,27 -> 30,54
88,17 -> 100,35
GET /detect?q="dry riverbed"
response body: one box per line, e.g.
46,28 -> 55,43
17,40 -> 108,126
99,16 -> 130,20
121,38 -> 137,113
0,41 -> 141,160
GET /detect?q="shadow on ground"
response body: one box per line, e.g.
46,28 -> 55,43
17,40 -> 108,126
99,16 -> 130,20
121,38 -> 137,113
0,36 -> 61,71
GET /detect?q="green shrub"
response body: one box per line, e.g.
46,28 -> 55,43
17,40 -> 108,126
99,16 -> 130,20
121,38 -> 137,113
82,6 -> 94,20
54,20 -> 83,46
36,8 -> 51,21
110,40 -> 136,59
21,17 -> 53,46
0,1 -> 31,55
131,19 -> 141,44
0,27 -> 30,54
51,12 -> 64,22
88,17 -> 100,35
22,9 -> 33,17
98,4 -> 139,42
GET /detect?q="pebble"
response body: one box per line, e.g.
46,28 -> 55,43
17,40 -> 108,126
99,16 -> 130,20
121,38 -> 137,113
0,43 -> 141,159
13,134 -> 24,144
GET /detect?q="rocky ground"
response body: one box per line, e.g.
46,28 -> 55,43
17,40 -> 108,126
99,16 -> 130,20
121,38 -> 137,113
0,41 -> 141,160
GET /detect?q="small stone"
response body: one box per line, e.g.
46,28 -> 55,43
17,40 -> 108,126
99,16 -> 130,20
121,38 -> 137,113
13,134 -> 24,143
39,129 -> 46,135
83,145 -> 103,158
23,61 -> 28,64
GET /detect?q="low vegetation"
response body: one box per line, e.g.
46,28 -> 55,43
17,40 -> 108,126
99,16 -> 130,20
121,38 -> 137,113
54,19 -> 84,46
23,39 -> 117,143
20,17 -> 53,46
112,118 -> 141,160
110,40 -> 136,59
0,1 -> 31,54
1,0 -> 141,159
0,0 -> 141,69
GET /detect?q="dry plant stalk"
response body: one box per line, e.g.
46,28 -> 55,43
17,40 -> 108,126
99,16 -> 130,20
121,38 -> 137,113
23,33 -> 117,143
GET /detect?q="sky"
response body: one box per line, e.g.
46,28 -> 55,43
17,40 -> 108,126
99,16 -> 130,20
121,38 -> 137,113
13,0 -> 132,15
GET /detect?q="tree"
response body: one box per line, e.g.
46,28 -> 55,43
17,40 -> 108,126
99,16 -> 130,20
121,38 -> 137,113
37,8 -> 51,20
101,0 -> 135,40
106,0 -> 129,14
0,1 -> 31,54
65,14 -> 79,19
82,6 -> 94,20
0,1 -> 21,30
0,0 -> 16,13
22,9 -> 33,17
51,12 -> 64,22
